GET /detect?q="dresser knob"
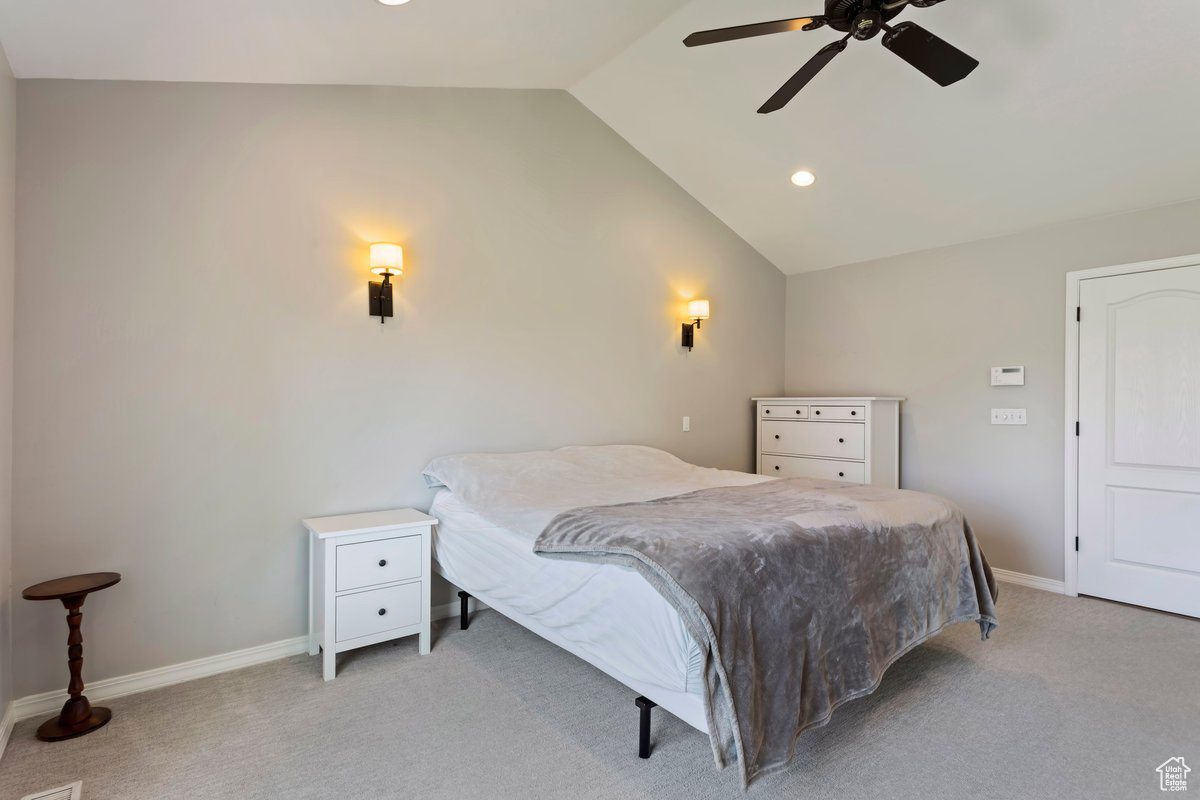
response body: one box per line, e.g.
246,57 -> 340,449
814,410 -> 821,415
796,410 -> 802,414
838,438 -> 845,443
774,466 -> 780,471
378,608 -> 387,616
765,409 -> 771,414
378,559 -> 387,567
851,411 -> 857,416
774,434 -> 781,440
839,472 -> 845,477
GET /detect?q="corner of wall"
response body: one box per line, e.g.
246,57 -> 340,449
0,39 -> 17,733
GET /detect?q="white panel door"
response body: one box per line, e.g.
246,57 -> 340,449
1078,264 -> 1200,617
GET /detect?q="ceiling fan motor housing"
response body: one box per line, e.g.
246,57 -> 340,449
825,0 -> 904,33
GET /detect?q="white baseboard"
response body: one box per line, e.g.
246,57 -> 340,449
0,701 -> 15,762
12,598 -> 482,724
993,568 -> 1067,595
13,635 -> 310,723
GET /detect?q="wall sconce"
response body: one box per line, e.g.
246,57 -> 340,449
368,243 -> 403,324
682,299 -> 710,350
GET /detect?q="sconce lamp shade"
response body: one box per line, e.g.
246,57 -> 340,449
370,242 -> 404,276
687,299 -> 711,321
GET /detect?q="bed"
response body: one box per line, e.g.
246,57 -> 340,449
424,445 -> 997,785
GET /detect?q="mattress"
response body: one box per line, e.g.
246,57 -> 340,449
431,489 -> 708,727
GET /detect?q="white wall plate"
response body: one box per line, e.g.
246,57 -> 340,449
991,366 -> 1026,386
992,408 -> 1028,425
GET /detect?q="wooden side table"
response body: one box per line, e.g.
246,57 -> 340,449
22,572 -> 122,741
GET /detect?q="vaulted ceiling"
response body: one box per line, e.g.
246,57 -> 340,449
576,0 -> 1200,273
3,0 -> 1199,274
0,0 -> 688,88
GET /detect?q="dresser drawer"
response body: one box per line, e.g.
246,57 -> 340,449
336,535 -> 423,592
809,405 -> 865,421
761,404 -> 808,419
762,455 -> 866,483
336,582 -> 422,643
761,420 -> 866,460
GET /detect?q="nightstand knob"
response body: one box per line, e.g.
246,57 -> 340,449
839,472 -> 845,477
765,409 -> 771,414
378,608 -> 387,616
838,438 -> 845,443
796,410 -> 802,414
774,466 -> 780,471
774,434 -> 781,440
814,410 -> 821,415
851,411 -> 857,416
378,559 -> 387,567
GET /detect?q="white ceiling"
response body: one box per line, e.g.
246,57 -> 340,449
574,0 -> 1200,273
0,0 -> 687,88
2,0 -> 1199,274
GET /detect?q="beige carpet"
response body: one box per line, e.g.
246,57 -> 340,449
1,584 -> 1197,799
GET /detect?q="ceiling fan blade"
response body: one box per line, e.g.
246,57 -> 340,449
684,17 -> 822,48
881,22 -> 978,86
758,39 -> 848,114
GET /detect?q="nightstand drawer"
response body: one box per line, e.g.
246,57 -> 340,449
336,535 -> 422,592
762,455 -> 866,483
761,420 -> 865,460
336,583 -> 422,643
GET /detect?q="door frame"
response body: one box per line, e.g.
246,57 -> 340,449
1064,252 -> 1200,597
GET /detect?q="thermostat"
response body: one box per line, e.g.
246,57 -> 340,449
991,366 -> 1025,387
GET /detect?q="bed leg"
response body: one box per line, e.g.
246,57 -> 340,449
635,696 -> 657,759
458,591 -> 471,630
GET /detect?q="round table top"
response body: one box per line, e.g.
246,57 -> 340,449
22,572 -> 122,601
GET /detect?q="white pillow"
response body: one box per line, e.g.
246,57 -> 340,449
422,445 -> 768,539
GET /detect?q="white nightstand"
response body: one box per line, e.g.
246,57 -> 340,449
304,509 -> 435,681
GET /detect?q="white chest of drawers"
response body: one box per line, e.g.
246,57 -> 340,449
753,397 -> 904,488
304,509 -> 435,681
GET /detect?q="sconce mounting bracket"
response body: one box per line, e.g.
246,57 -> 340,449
369,278 -> 394,323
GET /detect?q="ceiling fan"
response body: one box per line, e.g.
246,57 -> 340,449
684,0 -> 979,114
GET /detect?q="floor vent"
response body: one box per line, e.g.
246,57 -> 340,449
21,782 -> 82,800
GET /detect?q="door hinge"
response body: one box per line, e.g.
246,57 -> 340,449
1075,536 -> 1080,552
1076,306 -> 1081,322
1075,421 -> 1080,437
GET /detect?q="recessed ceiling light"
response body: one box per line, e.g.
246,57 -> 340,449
790,170 -> 816,188
377,0 -> 411,5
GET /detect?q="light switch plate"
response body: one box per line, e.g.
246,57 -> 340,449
991,408 -> 1027,425
682,416 -> 691,432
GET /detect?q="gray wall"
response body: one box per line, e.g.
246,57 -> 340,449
785,199 -> 1200,582
0,44 -> 14,716
13,81 -> 784,697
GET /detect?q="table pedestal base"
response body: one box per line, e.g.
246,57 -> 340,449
36,699 -> 111,742
21,572 -> 123,744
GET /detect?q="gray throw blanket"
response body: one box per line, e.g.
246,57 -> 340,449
534,478 -> 998,785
